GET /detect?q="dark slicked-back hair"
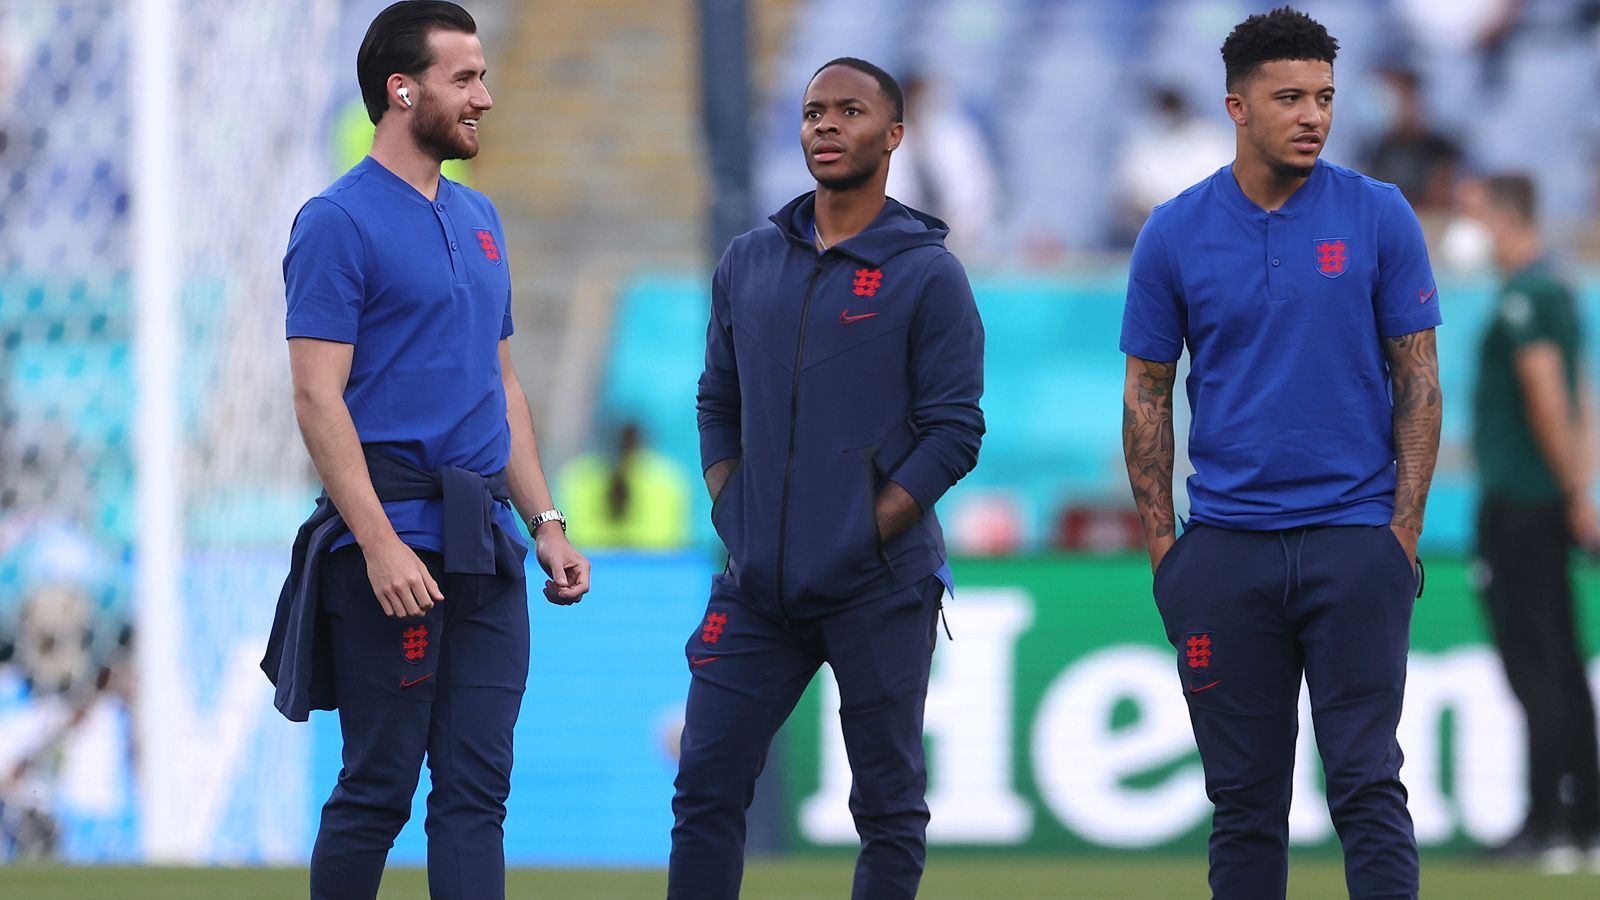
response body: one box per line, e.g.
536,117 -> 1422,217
1220,6 -> 1339,91
809,57 -> 904,123
358,0 -> 477,124
1484,173 -> 1538,223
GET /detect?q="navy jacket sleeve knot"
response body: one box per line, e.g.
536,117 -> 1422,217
261,449 -> 517,721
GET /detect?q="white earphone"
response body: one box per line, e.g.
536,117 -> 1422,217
397,86 -> 412,108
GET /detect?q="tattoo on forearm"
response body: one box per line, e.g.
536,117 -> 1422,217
1385,330 -> 1442,535
1122,358 -> 1178,540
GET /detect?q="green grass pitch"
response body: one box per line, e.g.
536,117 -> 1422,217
1,856 -> 1597,899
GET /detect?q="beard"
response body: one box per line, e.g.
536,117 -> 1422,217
1250,131 -> 1319,181
410,88 -> 477,162
1270,157 -> 1317,180
807,152 -> 881,192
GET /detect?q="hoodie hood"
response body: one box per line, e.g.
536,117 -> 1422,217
769,192 -> 950,267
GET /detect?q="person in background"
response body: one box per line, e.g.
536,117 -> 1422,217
1113,84 -> 1234,244
884,73 -> 1000,262
1469,172 -> 1600,873
556,421 -> 691,550
1361,64 -> 1462,219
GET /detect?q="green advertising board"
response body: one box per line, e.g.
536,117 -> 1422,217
782,554 -> 1600,855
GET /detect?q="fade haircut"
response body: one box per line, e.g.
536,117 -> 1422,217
1220,6 -> 1339,91
809,57 -> 904,123
1483,173 -> 1538,224
357,0 -> 478,124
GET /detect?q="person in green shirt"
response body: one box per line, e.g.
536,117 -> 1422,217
1470,172 -> 1600,869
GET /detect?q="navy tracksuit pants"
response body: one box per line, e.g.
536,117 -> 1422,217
1153,524 -> 1420,900
668,574 -> 943,899
309,546 -> 529,900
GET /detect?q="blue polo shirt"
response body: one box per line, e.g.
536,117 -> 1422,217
1121,159 -> 1442,531
284,156 -> 521,553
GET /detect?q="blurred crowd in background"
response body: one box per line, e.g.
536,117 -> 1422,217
757,0 -> 1600,267
1,0 -> 1600,862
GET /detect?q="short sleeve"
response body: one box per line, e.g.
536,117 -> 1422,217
1498,286 -> 1560,348
500,287 -> 515,339
284,198 -> 365,344
1120,215 -> 1185,361
1373,188 -> 1443,338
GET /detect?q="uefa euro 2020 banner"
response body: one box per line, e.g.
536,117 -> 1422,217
4,551 -> 1595,863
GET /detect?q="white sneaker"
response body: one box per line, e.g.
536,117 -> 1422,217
1539,842 -> 1584,875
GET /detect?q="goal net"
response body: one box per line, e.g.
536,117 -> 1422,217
0,0 -> 340,862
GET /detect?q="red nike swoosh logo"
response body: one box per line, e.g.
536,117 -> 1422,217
839,311 -> 879,324
690,656 -> 721,668
1189,680 -> 1221,694
1418,287 -> 1437,303
399,673 -> 434,689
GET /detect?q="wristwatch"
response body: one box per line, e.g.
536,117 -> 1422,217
527,508 -> 566,536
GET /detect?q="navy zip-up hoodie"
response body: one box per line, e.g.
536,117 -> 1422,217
698,192 -> 985,620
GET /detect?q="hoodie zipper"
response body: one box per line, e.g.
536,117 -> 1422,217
774,257 -> 824,628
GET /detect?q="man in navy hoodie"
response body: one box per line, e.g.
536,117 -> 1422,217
667,58 -> 985,899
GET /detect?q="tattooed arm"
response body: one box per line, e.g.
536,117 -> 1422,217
1384,328 -> 1442,564
1122,356 -> 1179,573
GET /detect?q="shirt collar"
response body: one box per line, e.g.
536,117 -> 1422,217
358,156 -> 453,206
1215,158 -> 1327,218
1507,256 -> 1555,283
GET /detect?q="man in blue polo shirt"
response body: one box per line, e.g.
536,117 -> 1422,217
260,4 -> 590,899
1120,9 -> 1441,898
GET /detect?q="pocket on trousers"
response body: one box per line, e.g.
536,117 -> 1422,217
388,613 -> 442,702
1152,525 -> 1197,600
1376,525 -> 1420,596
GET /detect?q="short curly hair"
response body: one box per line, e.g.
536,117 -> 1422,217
1220,6 -> 1339,91
809,57 -> 904,123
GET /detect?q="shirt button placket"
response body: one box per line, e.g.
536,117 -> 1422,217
1266,214 -> 1282,299
435,201 -> 464,281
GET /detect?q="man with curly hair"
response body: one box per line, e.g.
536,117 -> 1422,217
1120,7 -> 1441,897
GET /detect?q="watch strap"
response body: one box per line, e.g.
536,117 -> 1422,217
527,508 -> 566,535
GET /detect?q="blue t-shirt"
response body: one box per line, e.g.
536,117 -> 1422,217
284,156 -> 522,552
1120,160 -> 1442,531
